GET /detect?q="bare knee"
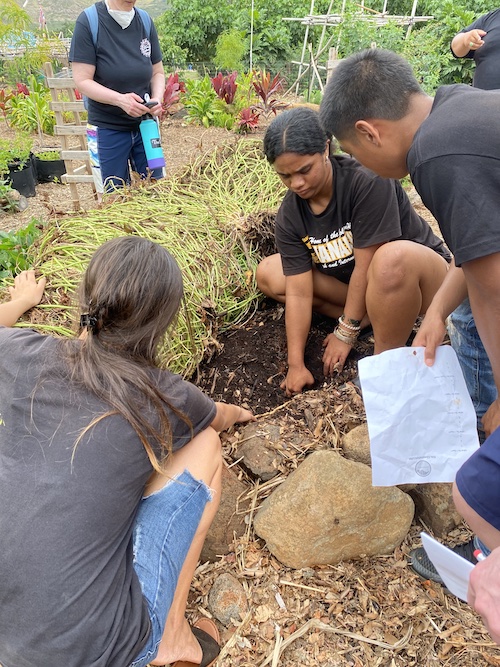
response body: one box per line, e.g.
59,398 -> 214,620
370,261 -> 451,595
368,243 -> 408,293
186,428 -> 222,484
256,254 -> 285,300
149,428 -> 222,495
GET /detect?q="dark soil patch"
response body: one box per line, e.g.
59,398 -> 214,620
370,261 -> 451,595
194,300 -> 374,415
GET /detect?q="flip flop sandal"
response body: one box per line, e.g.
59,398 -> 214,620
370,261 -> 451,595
172,617 -> 221,667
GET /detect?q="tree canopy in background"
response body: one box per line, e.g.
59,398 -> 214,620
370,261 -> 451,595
0,0 -> 31,44
155,0 -> 495,93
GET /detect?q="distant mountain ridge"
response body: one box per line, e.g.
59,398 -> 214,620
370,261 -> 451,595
14,0 -> 168,29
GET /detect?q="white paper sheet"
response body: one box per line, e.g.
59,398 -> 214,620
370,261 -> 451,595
420,532 -> 474,601
358,346 -> 479,486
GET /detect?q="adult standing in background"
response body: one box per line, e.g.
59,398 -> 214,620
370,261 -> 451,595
451,8 -> 500,90
70,0 -> 165,193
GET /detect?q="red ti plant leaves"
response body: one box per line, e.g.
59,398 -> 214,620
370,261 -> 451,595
15,82 -> 29,96
211,71 -> 238,105
236,106 -> 260,133
0,89 -> 13,123
251,70 -> 288,117
162,73 -> 186,114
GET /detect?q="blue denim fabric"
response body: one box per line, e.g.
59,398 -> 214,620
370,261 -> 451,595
95,127 -> 164,192
129,470 -> 212,667
448,298 -> 497,441
456,426 -> 500,533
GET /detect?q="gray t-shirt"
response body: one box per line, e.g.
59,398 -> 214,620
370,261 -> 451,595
407,85 -> 500,266
0,327 -> 216,667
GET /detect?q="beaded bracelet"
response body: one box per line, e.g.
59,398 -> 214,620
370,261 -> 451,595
333,325 -> 358,345
337,324 -> 360,341
339,314 -> 361,331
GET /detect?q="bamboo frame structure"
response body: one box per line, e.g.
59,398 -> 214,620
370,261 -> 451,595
285,1 -> 433,95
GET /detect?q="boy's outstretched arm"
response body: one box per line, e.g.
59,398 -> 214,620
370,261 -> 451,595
0,270 -> 46,327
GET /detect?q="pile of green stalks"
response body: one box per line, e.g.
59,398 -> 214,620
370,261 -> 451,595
21,138 -> 286,378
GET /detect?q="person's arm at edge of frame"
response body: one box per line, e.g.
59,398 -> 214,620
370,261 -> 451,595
468,545 -> 500,644
412,261 -> 467,365
0,270 -> 46,327
462,252 -> 500,436
281,270 -> 315,396
451,27 -> 486,57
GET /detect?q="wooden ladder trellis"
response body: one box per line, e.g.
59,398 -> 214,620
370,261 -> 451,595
43,61 -> 96,210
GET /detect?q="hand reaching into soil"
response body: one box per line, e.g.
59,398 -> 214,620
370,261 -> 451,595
280,364 -> 314,397
211,402 -> 256,432
0,270 -> 46,327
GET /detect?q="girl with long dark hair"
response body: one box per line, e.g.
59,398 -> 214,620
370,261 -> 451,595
0,238 -> 254,667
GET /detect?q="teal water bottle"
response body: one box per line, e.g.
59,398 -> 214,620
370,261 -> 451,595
139,115 -> 165,171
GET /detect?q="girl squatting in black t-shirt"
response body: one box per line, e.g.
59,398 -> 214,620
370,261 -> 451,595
256,107 -> 451,397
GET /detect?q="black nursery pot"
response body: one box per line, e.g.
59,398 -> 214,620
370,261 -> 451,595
34,154 -> 66,184
6,158 -> 37,198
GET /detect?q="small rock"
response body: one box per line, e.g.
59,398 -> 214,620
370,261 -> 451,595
208,572 -> 248,626
342,423 -> 371,466
409,482 -> 462,537
237,421 -> 282,481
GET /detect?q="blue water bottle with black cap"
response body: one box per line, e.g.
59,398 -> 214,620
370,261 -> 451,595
139,95 -> 165,171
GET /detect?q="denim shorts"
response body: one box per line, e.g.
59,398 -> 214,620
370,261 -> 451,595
455,426 -> 500,533
129,469 -> 212,667
448,298 -> 497,440
94,126 -> 164,192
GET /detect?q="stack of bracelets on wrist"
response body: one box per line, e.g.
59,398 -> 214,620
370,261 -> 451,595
333,314 -> 361,346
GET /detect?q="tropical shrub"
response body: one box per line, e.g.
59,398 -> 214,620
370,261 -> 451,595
162,73 -> 186,115
6,75 -> 55,136
212,71 -> 238,104
183,75 -> 221,127
214,29 -> 246,71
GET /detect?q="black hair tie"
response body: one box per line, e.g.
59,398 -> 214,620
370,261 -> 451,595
80,313 -> 98,333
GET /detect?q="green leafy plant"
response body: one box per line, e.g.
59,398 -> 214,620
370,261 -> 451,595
183,75 -> 220,127
0,132 -> 33,174
7,76 -> 55,137
214,29 -> 246,71
212,109 -> 235,129
0,178 -> 19,214
0,218 -> 42,279
36,150 -> 60,161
